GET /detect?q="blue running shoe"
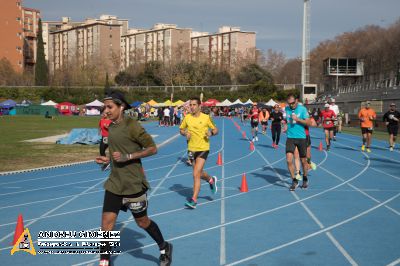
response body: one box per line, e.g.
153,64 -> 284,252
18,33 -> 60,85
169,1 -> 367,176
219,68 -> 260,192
209,176 -> 218,194
185,198 -> 197,209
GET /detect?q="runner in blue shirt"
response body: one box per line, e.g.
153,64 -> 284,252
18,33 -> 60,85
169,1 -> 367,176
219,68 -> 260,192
284,94 -> 311,191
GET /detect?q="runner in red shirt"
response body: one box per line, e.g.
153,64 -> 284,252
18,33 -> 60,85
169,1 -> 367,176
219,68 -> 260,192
248,103 -> 260,142
320,103 -> 336,151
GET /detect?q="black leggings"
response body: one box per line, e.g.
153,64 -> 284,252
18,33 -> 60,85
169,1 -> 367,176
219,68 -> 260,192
100,137 -> 108,156
271,124 -> 281,145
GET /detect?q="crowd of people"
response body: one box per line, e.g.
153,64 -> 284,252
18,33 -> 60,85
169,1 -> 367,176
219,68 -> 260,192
95,90 -> 399,266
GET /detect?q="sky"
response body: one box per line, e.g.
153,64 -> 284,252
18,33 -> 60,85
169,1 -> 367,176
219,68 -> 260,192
25,0 -> 400,59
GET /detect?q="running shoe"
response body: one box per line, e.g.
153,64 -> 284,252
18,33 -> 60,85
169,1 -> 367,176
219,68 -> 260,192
390,146 -> 394,152
99,259 -> 109,266
160,242 -> 173,266
252,138 -> 255,142
361,145 -> 365,151
295,172 -> 302,181
255,136 -> 259,142
209,176 -> 218,194
366,148 -> 371,153
309,161 -> 317,171
185,198 -> 197,209
301,179 -> 309,189
333,137 -> 336,141
289,180 -> 299,191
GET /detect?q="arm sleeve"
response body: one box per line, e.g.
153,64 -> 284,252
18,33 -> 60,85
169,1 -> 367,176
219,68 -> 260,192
129,120 -> 156,148
180,116 -> 187,130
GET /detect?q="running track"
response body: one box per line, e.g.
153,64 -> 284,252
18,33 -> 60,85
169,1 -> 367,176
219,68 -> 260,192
0,118 -> 399,266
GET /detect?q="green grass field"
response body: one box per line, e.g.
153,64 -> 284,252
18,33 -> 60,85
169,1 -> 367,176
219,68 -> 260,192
0,115 -> 392,173
0,115 -> 100,172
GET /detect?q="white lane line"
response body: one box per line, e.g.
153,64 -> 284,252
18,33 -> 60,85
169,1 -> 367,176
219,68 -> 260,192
256,147 -> 358,266
220,119 -> 226,265
226,192 -> 400,266
0,177 -> 105,197
0,176 -> 107,244
387,257 -> 400,266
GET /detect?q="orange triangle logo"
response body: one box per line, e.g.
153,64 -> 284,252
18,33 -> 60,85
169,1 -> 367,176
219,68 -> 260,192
10,228 -> 36,256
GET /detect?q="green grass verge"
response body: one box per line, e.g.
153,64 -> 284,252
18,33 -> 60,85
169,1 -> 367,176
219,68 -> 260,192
0,115 -> 100,172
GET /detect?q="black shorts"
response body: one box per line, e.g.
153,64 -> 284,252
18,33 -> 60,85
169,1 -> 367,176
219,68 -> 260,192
324,127 -> 334,132
103,189 -> 148,218
286,138 -> 307,158
387,125 -> 399,136
188,150 -> 209,162
251,120 -> 259,128
261,121 -> 268,126
361,127 -> 373,134
306,135 -> 311,147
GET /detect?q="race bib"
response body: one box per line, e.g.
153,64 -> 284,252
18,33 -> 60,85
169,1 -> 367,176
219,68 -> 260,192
324,121 -> 332,125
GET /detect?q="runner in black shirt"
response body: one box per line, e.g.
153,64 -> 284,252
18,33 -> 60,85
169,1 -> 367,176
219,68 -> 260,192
383,103 -> 400,151
270,104 -> 284,148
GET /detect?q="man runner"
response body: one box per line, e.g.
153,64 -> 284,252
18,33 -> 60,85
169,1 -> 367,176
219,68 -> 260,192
383,103 -> 400,151
284,95 -> 311,191
179,97 -> 218,209
358,101 -> 377,152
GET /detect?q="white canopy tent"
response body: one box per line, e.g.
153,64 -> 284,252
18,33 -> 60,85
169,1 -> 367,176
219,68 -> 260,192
230,99 -> 244,106
85,99 -> 104,116
243,99 -> 253,105
85,99 -> 104,107
41,100 -> 57,106
216,99 -> 232,107
265,99 -> 278,106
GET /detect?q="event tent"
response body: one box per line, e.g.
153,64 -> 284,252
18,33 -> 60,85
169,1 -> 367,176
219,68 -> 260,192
164,100 -> 173,106
265,99 -> 278,106
85,99 -> 104,116
0,99 -> 16,109
130,101 -> 142,108
147,99 -> 158,106
202,99 -> 220,107
57,102 -> 77,115
243,99 -> 254,106
230,99 -> 244,107
216,99 -> 232,107
41,100 -> 58,106
173,100 -> 185,106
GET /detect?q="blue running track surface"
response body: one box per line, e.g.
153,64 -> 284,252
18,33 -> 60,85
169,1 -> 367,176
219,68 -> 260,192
0,118 -> 399,266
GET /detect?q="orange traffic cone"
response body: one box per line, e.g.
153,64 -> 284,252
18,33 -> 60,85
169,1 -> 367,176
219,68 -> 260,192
240,173 -> 249,192
216,152 -> 223,165
242,131 -> 246,138
12,214 -> 24,245
319,141 -> 323,151
250,141 -> 255,151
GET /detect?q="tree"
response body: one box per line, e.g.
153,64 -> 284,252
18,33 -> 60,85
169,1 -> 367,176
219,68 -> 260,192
236,63 -> 273,85
104,72 -> 111,96
35,19 -> 48,86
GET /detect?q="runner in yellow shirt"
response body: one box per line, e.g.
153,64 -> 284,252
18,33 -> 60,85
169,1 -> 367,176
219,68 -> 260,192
179,97 -> 219,209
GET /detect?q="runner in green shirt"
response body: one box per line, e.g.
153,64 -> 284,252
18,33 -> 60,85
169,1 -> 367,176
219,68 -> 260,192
96,91 -> 172,266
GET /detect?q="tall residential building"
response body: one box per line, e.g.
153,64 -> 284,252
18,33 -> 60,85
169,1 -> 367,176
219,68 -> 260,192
191,26 -> 256,71
49,15 -> 127,73
0,0 -> 40,72
120,23 -> 192,69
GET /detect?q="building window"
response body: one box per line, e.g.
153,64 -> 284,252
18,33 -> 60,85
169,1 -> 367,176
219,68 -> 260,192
16,17 -> 21,21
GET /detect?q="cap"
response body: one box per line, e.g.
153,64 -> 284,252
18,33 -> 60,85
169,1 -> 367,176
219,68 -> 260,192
331,98 -> 336,103
324,103 -> 330,108
103,91 -> 132,110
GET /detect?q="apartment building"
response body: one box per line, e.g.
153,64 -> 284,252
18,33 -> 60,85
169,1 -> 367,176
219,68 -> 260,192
120,23 -> 191,69
49,15 -> 127,73
0,0 -> 40,72
191,26 -> 256,71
